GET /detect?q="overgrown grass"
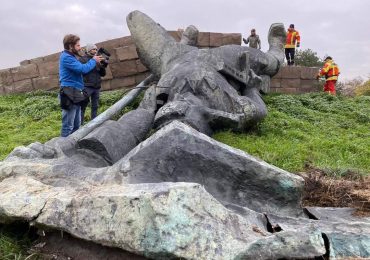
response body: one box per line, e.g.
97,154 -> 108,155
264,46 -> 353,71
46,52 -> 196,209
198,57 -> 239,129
0,224 -> 38,260
214,93 -> 370,175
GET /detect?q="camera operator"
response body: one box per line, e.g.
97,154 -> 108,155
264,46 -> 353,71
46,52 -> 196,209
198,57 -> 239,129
59,34 -> 104,137
79,44 -> 107,124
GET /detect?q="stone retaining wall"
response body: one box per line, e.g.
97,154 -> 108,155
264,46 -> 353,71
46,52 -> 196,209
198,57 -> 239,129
0,31 -> 241,95
0,31 -> 320,96
271,66 -> 320,94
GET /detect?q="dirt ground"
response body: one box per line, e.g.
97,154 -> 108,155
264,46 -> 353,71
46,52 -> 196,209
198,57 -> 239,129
28,231 -> 147,260
298,167 -> 370,216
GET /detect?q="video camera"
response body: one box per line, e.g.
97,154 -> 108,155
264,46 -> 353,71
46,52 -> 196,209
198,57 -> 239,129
97,47 -> 111,67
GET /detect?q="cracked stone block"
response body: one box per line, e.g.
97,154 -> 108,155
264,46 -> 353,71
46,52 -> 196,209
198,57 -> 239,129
111,121 -> 305,217
0,175 -> 273,259
305,207 -> 370,223
266,212 -> 370,259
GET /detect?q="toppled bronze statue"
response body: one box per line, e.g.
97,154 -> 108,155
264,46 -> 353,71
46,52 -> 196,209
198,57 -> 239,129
74,11 -> 287,162
128,10 -> 286,135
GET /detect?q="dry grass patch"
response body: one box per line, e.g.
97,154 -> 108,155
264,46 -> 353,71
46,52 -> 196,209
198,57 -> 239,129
300,168 -> 370,216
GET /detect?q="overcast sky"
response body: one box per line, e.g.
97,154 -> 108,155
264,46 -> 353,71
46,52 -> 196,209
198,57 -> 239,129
1,0 -> 369,80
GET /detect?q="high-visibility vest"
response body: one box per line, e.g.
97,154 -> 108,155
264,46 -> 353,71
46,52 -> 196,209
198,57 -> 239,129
319,60 -> 340,81
285,29 -> 300,48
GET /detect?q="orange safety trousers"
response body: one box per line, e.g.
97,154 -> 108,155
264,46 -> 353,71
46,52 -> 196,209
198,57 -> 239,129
324,80 -> 336,95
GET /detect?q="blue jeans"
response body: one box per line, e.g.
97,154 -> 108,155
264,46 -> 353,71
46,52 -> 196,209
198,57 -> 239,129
81,87 -> 100,125
61,104 -> 81,137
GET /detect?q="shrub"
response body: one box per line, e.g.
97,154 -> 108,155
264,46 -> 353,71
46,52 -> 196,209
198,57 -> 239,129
355,79 -> 370,96
336,77 -> 364,97
294,49 -> 324,67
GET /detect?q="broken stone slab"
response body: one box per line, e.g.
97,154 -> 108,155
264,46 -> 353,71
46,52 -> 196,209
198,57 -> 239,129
109,120 -> 305,217
5,145 -> 50,161
223,202 -> 269,235
235,229 -> 326,260
5,141 -> 56,161
305,206 -> 370,223
0,157 -> 119,188
0,175 -> 273,259
0,176 -> 73,224
35,181 -> 266,260
326,233 -> 370,260
0,175 -> 326,259
266,213 -> 370,259
77,109 -> 154,164
267,212 -> 370,236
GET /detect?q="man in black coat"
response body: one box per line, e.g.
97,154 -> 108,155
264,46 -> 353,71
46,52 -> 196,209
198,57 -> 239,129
79,43 -> 106,124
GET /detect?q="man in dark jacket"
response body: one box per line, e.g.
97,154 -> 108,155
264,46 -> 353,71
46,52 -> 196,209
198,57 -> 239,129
242,29 -> 261,49
79,43 -> 106,124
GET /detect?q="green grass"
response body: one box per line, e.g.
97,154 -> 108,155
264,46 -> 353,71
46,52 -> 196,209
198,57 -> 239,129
0,224 -> 38,260
0,89 -> 140,161
1,90 -> 369,173
213,93 -> 370,175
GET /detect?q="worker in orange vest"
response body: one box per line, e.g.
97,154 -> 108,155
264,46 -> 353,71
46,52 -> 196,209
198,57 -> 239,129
317,56 -> 340,95
285,24 -> 300,66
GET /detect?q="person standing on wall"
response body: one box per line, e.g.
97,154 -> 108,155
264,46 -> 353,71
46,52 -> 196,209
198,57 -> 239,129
59,34 -> 103,137
79,44 -> 107,125
317,56 -> 340,95
243,29 -> 261,49
285,24 -> 300,66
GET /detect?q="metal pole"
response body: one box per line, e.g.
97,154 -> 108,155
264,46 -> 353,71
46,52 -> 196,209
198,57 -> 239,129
67,74 -> 154,143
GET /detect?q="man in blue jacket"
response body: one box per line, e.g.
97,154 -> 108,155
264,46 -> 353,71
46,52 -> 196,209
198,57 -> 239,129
59,34 -> 103,137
